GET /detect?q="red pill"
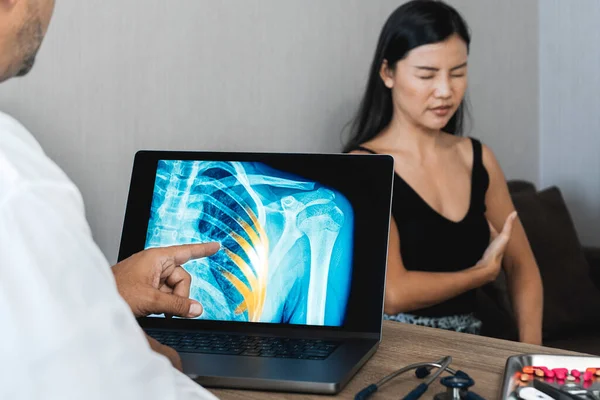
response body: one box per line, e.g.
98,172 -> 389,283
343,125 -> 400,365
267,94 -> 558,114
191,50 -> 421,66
584,372 -> 594,381
571,370 -> 581,378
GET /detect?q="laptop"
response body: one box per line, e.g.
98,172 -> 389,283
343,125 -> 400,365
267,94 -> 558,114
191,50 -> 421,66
117,150 -> 394,394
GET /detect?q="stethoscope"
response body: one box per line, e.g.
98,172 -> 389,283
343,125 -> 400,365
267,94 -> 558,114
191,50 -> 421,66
355,356 -> 487,400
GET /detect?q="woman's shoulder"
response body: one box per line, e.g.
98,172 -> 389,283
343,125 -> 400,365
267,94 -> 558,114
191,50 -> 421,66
441,134 -> 497,164
346,140 -> 383,155
440,132 -> 475,147
347,147 -> 375,155
446,134 -> 504,182
440,133 -> 473,162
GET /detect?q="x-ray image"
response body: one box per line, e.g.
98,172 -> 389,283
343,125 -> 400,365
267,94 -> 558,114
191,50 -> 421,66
145,160 -> 354,327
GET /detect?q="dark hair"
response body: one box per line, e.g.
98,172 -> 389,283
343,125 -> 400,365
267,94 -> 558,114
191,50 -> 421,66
342,0 -> 471,153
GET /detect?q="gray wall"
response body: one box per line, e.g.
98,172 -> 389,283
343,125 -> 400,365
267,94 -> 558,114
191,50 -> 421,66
539,1 -> 600,247
451,0 -> 539,186
0,0 -> 540,263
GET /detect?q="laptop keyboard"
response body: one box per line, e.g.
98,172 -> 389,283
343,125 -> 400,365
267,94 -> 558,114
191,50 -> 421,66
146,330 -> 340,360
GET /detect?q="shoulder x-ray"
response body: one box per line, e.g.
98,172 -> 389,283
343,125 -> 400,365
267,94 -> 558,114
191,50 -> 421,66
146,160 -> 354,327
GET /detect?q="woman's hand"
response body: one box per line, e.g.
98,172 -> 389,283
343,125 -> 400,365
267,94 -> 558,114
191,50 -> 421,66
472,211 -> 518,283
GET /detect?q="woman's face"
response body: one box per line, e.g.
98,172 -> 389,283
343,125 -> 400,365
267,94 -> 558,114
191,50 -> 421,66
380,33 -> 468,132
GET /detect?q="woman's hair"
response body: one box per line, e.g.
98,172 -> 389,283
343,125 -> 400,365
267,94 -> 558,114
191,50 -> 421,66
342,0 -> 471,153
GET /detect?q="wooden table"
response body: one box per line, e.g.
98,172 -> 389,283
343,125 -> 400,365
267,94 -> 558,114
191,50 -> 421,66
210,321 -> 581,399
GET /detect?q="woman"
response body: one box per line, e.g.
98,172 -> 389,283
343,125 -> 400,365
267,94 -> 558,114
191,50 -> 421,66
344,0 -> 543,344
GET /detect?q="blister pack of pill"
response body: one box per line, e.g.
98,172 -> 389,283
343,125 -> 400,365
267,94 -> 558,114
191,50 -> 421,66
499,354 -> 600,399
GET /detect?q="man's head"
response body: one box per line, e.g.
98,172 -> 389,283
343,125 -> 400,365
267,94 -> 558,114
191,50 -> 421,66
0,0 -> 55,83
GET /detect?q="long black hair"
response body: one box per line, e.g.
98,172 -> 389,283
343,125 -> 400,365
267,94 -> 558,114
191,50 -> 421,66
342,0 -> 471,153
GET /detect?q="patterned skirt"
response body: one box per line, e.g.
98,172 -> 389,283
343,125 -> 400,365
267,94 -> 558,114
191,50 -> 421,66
383,312 -> 482,335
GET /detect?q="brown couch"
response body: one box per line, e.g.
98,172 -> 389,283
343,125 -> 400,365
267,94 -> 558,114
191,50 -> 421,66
475,180 -> 600,355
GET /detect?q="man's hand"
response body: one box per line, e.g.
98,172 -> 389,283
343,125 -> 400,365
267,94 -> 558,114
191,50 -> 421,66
112,242 -> 220,318
147,334 -> 183,371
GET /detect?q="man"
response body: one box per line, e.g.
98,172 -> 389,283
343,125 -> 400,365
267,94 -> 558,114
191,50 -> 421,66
0,1 -> 220,398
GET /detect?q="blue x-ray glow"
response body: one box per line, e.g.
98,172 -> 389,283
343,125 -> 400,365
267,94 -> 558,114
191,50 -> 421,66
145,160 -> 354,327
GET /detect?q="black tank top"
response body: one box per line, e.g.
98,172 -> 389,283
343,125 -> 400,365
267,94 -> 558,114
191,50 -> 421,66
353,138 -> 490,317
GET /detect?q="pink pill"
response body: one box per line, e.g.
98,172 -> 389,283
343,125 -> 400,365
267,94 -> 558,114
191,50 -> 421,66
584,372 -> 593,381
545,370 -> 555,378
553,368 -> 568,373
556,372 -> 567,380
571,370 -> 581,378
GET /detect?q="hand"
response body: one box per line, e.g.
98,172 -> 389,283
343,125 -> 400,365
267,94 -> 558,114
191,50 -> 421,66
112,242 -> 220,318
473,211 -> 518,283
147,334 -> 183,371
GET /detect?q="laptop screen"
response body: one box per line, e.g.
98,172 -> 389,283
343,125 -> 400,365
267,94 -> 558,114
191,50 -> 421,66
145,160 -> 353,327
118,151 -> 393,334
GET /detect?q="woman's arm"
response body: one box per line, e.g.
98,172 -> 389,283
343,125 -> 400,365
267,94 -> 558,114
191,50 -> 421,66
384,216 -> 515,314
384,218 -> 488,314
348,149 -> 514,315
482,144 -> 544,345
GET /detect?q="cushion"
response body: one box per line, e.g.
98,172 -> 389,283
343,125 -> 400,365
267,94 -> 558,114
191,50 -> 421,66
545,332 -> 600,356
476,271 -> 518,341
509,186 -> 600,339
507,180 -> 537,195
